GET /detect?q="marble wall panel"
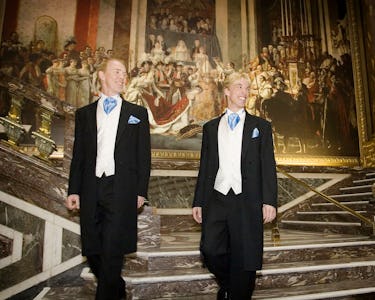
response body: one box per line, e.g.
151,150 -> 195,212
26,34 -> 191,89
0,234 -> 12,259
148,176 -> 196,208
277,178 -> 329,206
0,202 -> 44,290
62,229 -> 81,263
149,174 -> 332,209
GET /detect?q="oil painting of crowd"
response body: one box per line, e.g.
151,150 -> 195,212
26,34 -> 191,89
0,0 -> 359,156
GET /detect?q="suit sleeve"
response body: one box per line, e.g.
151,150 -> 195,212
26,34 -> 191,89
193,124 -> 209,207
68,109 -> 84,196
260,121 -> 278,208
136,107 -> 151,198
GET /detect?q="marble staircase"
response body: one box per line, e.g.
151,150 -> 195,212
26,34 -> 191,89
280,171 -> 375,235
63,229 -> 375,300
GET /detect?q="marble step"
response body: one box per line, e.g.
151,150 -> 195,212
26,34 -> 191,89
340,185 -> 372,192
256,256 -> 375,289
279,220 -> 371,235
329,192 -> 373,199
252,278 -> 375,300
125,240 -> 375,272
80,256 -> 375,299
366,172 -> 375,178
36,279 -> 375,300
353,178 -> 375,184
295,210 -> 369,222
311,200 -> 371,211
126,250 -> 202,272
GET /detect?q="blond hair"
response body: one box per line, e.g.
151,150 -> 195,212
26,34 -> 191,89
96,57 -> 126,73
223,71 -> 250,89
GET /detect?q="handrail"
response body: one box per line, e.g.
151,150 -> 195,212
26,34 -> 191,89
277,166 -> 375,231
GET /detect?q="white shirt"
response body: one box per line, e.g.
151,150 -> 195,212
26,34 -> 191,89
214,108 -> 245,195
95,94 -> 122,177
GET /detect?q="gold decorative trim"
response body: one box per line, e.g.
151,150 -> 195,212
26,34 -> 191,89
152,149 -> 200,160
151,149 -> 360,168
347,0 -> 375,167
275,154 -> 360,167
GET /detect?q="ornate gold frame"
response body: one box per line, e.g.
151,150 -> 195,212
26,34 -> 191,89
347,0 -> 375,167
149,0 -> 371,169
151,149 -> 360,169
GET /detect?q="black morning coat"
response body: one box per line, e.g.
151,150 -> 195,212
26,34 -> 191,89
193,112 -> 278,270
68,98 -> 151,256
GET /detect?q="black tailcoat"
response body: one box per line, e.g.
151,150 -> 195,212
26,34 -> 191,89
193,113 -> 277,270
68,98 -> 151,256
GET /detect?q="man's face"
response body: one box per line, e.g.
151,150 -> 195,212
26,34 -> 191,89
99,60 -> 126,96
224,78 -> 250,112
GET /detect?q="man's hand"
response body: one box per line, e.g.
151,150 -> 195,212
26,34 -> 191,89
137,196 -> 145,208
192,207 -> 202,224
263,204 -> 276,224
66,194 -> 80,210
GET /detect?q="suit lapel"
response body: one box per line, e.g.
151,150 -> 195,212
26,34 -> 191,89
210,114 -> 223,166
211,118 -> 220,144
241,113 -> 258,163
115,99 -> 131,146
87,100 -> 98,144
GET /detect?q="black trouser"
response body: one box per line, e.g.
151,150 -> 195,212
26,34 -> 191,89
201,190 -> 256,300
87,175 -> 126,300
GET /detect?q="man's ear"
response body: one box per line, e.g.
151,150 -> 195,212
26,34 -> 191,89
98,70 -> 105,82
223,87 -> 230,98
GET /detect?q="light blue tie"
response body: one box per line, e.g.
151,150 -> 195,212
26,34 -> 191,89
103,97 -> 117,114
228,112 -> 240,130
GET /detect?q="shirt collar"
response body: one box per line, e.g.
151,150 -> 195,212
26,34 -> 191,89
98,93 -> 122,106
100,93 -> 121,103
98,93 -> 122,113
226,108 -> 245,118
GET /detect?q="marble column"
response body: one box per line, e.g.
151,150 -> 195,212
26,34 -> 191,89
216,0 -> 229,65
63,113 -> 75,173
247,0 -> 257,62
128,0 -> 147,69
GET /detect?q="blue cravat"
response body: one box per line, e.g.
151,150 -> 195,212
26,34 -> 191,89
103,97 -> 117,114
228,112 -> 240,130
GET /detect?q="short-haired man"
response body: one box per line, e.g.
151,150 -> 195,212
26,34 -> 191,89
193,71 -> 277,299
66,58 -> 151,299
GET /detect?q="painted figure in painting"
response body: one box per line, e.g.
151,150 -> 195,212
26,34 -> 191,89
64,59 -> 80,106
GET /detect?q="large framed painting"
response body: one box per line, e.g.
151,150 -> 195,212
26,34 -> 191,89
128,0 -> 362,167
0,0 -> 370,168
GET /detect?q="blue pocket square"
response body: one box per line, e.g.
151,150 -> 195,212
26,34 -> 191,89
251,127 -> 259,138
128,115 -> 140,124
